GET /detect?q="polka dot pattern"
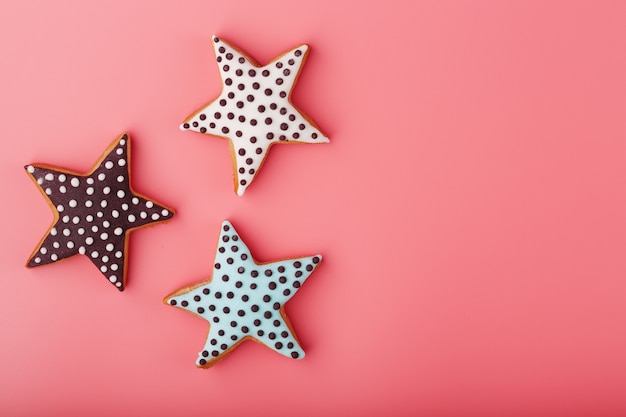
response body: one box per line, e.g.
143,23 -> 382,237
165,220 -> 321,368
25,134 -> 175,291
180,36 -> 329,196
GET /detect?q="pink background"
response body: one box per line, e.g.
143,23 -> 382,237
1,0 -> 626,415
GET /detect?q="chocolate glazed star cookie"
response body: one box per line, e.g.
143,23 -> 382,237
181,36 -> 329,196
24,133 -> 174,291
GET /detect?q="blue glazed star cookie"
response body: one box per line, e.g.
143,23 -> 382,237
24,133 -> 174,291
164,220 -> 322,368
180,35 -> 329,196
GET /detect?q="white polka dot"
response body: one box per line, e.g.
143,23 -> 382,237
37,177 -> 43,185
109,275 -> 117,283
116,148 -> 123,155
106,243 -> 114,251
71,178 -> 79,187
45,188 -> 52,195
62,215 -> 70,223
57,205 -> 64,212
120,139 -> 126,145
50,227 -> 57,236
105,161 -> 114,169
91,251 -> 99,258
58,174 -> 66,182
103,187 -> 111,195
86,187 -> 94,195
101,200 -> 108,208
117,190 -> 125,198
128,214 -> 136,222
86,215 -> 94,222
118,159 -> 126,167
91,225 -> 99,233
86,237 -> 94,245
115,251 -> 123,258
151,213 -> 160,220
132,197 -> 139,205
161,209 -> 169,216
146,201 -> 154,208
59,186 -> 66,193
117,175 -> 124,182
67,241 -> 74,249
40,247 -> 47,254
34,257 -> 41,263
98,173 -> 106,181
69,199 -> 77,208
116,282 -> 122,287
140,212 -> 147,219
53,242 -> 60,249
97,211 -> 103,218
26,166 -> 35,173
102,221 -> 110,228
45,173 -> 54,181
112,210 -> 119,218
111,264 -> 118,271
122,203 -> 129,211
85,200 -> 93,208
100,266 -> 108,272
114,227 -> 123,236
51,254 -> 58,261
63,229 -> 71,237
72,216 -> 80,224
78,228 -> 85,235
100,232 -> 109,240
102,255 -> 109,263
78,246 -> 86,254
87,177 -> 94,185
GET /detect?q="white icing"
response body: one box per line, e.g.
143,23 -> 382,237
181,36 -> 329,196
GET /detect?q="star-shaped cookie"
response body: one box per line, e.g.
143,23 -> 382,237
181,35 -> 329,196
164,220 -> 321,368
24,133 -> 175,291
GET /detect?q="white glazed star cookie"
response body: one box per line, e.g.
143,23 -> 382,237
181,36 -> 329,196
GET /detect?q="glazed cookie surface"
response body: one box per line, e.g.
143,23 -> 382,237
181,35 -> 329,196
24,133 -> 174,291
164,220 -> 321,368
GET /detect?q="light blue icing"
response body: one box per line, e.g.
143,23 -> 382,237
166,220 -> 321,367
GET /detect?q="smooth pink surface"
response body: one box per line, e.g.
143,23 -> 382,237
1,0 -> 625,415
